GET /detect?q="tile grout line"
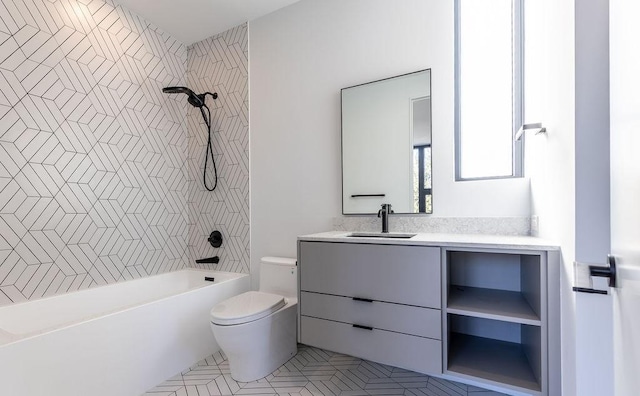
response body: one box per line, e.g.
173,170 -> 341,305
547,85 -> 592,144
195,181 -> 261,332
142,345 -> 509,396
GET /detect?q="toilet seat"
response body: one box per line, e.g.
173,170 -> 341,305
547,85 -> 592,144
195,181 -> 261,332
210,291 -> 286,325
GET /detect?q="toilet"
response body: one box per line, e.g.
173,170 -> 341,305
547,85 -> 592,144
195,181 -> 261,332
210,257 -> 298,382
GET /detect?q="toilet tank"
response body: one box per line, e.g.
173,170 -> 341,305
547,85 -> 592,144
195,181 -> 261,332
259,257 -> 297,298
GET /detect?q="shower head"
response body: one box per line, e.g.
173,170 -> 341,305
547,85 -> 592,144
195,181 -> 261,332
162,86 -> 195,95
162,85 -> 220,191
162,86 -> 205,108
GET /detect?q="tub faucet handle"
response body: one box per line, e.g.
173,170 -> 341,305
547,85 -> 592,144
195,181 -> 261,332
208,231 -> 223,248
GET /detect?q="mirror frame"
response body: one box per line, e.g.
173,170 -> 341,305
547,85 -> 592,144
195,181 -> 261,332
340,69 -> 433,215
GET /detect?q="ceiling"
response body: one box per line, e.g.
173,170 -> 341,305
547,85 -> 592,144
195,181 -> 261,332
114,0 -> 300,45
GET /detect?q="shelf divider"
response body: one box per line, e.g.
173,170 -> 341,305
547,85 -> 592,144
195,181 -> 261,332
447,286 -> 541,326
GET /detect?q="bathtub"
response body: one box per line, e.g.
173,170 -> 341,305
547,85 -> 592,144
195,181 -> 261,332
0,269 -> 250,396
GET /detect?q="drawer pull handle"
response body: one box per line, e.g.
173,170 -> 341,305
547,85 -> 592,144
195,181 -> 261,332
352,297 -> 373,303
351,194 -> 386,198
352,324 -> 373,331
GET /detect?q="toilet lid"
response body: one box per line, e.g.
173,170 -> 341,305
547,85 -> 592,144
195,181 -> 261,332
210,291 -> 286,325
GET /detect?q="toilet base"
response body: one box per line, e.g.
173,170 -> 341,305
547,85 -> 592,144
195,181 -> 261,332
211,302 -> 297,382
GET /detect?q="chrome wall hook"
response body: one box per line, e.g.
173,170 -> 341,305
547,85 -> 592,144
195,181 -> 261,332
515,123 -> 547,141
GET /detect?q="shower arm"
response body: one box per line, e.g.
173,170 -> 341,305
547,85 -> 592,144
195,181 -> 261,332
194,92 -> 218,109
204,92 -> 218,100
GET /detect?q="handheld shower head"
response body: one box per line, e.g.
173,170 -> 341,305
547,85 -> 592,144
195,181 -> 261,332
162,86 -> 205,108
162,86 -> 194,95
161,85 -> 220,192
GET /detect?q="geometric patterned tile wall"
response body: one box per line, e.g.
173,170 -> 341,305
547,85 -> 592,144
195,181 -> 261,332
186,24 -> 249,274
0,0 -> 190,306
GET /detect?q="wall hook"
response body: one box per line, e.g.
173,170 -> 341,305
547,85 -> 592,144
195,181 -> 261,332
515,122 -> 547,141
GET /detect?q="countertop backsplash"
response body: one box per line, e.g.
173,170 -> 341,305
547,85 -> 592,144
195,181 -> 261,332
333,216 -> 531,236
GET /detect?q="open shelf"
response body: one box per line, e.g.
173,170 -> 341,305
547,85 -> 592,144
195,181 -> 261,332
447,286 -> 541,325
447,332 -> 541,393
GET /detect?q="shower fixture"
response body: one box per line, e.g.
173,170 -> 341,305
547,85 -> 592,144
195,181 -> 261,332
162,86 -> 207,108
162,86 -> 219,191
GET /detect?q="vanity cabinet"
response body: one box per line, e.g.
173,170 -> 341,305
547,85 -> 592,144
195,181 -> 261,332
297,233 -> 560,396
298,241 -> 442,374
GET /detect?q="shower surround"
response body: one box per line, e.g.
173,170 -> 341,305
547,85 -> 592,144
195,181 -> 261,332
0,0 -> 249,306
186,24 -> 250,274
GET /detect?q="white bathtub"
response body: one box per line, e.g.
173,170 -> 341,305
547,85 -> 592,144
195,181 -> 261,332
0,269 -> 250,396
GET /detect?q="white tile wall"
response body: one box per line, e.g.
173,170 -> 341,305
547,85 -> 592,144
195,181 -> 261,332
186,24 -> 249,274
0,0 -> 221,306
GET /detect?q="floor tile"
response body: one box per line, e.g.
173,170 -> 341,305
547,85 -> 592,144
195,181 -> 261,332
142,345 -> 506,396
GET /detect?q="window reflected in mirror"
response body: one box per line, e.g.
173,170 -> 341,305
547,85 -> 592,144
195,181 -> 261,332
413,146 -> 432,213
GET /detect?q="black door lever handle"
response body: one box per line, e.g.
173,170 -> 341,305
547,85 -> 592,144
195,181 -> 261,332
589,255 -> 617,287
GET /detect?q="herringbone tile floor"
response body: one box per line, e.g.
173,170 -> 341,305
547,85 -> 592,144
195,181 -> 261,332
143,345 -> 505,396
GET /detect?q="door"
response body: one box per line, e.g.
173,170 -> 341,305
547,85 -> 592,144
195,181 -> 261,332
610,0 -> 640,394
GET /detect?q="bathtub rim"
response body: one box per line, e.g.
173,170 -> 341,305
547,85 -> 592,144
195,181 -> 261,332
0,269 -> 249,347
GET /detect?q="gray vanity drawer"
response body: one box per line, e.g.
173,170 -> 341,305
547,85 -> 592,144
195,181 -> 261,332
301,316 -> 442,375
299,242 -> 441,308
300,291 -> 441,339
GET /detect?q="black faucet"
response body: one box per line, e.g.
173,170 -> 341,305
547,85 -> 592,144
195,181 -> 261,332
377,203 -> 394,233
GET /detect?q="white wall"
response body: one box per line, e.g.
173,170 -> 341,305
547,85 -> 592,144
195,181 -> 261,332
528,0 -> 613,394
526,0 -> 577,392
610,1 -> 640,394
249,0 -> 530,288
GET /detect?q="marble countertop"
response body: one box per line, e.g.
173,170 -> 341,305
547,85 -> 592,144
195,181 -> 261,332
298,231 -> 560,251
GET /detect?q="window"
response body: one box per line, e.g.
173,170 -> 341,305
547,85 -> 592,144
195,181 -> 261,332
413,145 -> 432,213
455,0 -> 524,180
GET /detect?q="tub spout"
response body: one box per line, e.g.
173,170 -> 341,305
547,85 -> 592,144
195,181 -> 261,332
195,256 -> 219,264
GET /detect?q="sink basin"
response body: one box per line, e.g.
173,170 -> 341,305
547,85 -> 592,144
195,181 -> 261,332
347,232 -> 417,239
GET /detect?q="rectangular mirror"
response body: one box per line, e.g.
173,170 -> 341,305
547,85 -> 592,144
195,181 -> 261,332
342,69 -> 432,214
